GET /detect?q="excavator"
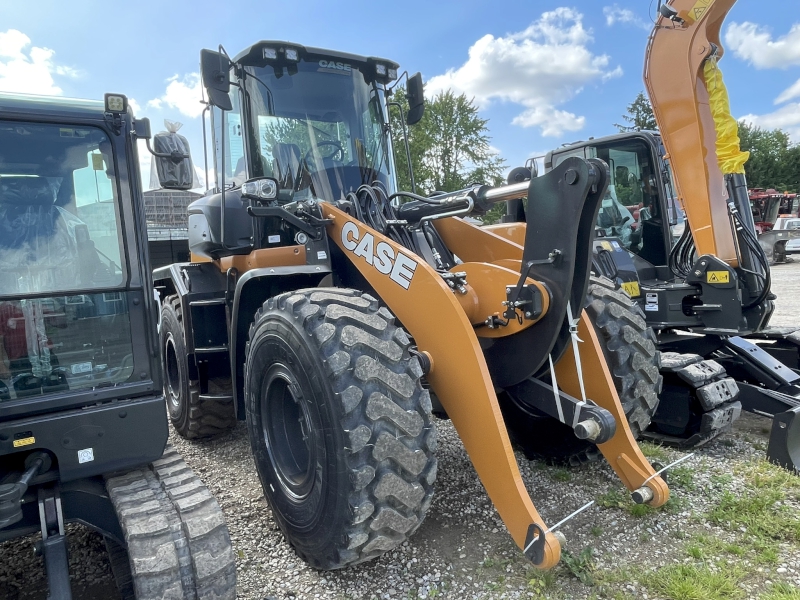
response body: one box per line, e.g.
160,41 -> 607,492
153,41 -> 671,571
500,0 -> 800,472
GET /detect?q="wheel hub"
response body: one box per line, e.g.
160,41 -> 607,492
261,366 -> 316,501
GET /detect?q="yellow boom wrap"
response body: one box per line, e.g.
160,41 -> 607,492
703,59 -> 749,174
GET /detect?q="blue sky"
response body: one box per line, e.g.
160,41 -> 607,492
1,0 -> 798,190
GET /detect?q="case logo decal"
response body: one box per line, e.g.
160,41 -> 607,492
341,221 -> 418,289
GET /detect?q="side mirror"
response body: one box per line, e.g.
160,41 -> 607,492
406,72 -> 425,126
148,125 -> 196,190
201,49 -> 233,111
133,118 -> 152,140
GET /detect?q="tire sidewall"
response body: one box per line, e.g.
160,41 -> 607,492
160,302 -> 190,431
245,311 -> 349,556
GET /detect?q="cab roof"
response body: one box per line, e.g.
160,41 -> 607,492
233,40 -> 399,70
0,91 -> 107,121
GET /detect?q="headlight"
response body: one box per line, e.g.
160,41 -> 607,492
285,48 -> 299,61
242,177 -> 278,200
375,64 -> 387,76
262,47 -> 277,60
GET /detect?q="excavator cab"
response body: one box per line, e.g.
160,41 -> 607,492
0,93 -> 236,599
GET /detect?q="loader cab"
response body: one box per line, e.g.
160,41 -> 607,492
545,132 -> 679,278
188,42 -> 406,260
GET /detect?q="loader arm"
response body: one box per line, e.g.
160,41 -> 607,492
322,201 -> 562,569
644,0 -> 742,264
320,160 -> 669,567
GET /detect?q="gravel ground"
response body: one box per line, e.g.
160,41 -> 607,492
2,261 -> 800,600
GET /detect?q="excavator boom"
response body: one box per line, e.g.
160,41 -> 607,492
645,0 -> 741,265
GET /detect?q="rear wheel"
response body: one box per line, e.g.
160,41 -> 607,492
244,288 -> 437,569
160,296 -> 235,439
500,276 -> 662,464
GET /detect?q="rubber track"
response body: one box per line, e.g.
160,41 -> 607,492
162,296 -> 236,438
645,353 -> 742,448
105,445 -> 236,600
248,288 -> 437,568
585,275 -> 663,437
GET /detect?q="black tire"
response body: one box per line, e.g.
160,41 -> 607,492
160,296 -> 235,439
583,275 -> 662,437
244,288 -> 437,570
499,276 -> 662,465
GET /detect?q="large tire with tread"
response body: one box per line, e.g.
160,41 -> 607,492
105,444 -> 237,599
499,276 -> 662,465
583,275 -> 662,437
244,288 -> 437,570
160,296 -> 236,439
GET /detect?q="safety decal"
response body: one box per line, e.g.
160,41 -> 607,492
12,437 -> 35,448
706,271 -> 729,284
686,0 -> 715,23
621,281 -> 641,298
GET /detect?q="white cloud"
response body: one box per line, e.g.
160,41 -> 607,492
724,22 -> 800,69
775,79 -> 800,105
0,29 -> 77,95
603,5 -> 650,30
741,104 -> 800,142
426,8 -> 621,137
128,97 -> 143,116
148,73 -> 204,119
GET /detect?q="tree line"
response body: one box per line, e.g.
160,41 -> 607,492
616,91 -> 799,192
388,88 -> 799,221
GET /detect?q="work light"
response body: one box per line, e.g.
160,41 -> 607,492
104,93 -> 127,114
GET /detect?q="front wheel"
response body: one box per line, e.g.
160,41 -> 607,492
244,288 -> 437,570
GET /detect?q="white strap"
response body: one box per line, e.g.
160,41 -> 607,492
547,354 -> 565,423
566,301 -> 588,428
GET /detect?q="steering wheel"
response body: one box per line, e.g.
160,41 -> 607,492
304,140 -> 344,167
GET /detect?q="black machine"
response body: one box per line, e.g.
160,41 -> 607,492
0,92 -> 235,599
534,131 -> 800,471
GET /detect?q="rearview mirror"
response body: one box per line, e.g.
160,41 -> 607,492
201,49 -> 233,111
406,72 -> 425,126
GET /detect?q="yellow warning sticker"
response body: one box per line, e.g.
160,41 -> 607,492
621,281 -> 641,298
91,153 -> 105,171
707,271 -> 730,284
686,0 -> 715,23
601,241 -> 613,251
12,437 -> 35,448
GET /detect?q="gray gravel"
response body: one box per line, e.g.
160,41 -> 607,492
2,261 -> 800,599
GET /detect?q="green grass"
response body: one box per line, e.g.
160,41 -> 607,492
649,563 -> 745,600
596,489 -> 628,509
707,459 -> 800,543
550,467 -> 572,483
561,547 -> 595,586
639,441 -> 671,462
669,465 -> 696,490
763,583 -> 800,600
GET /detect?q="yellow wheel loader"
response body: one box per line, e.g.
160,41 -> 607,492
153,43 -> 669,570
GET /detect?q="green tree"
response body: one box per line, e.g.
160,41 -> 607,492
738,121 -> 798,192
614,92 -> 657,132
389,87 -> 506,200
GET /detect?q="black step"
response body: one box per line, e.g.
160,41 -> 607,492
194,346 -> 229,354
